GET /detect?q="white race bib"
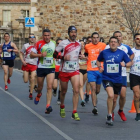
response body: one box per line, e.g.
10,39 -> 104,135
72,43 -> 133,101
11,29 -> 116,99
43,57 -> 53,66
55,59 -> 61,65
134,64 -> 140,72
107,64 -> 119,73
91,60 -> 97,68
4,52 -> 11,57
64,61 -> 77,70
79,59 -> 87,65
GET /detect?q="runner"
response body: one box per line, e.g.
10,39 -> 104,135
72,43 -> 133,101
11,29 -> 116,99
85,32 -> 106,115
30,29 -> 55,114
19,33 -> 37,100
79,40 -> 87,107
130,33 -> 140,121
0,33 -> 18,90
53,26 -> 82,121
106,31 -> 134,121
52,38 -> 63,105
97,36 -> 132,126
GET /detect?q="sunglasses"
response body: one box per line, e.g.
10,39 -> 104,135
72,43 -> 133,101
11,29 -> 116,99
29,36 -> 35,38
57,43 -> 59,45
135,38 -> 140,40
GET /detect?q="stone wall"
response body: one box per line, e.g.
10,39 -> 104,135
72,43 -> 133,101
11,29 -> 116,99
31,0 -> 137,47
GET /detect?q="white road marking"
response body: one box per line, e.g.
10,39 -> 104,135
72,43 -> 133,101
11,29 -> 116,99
0,87 -> 73,140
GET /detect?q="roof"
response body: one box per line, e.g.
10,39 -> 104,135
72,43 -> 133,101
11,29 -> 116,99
0,0 -> 30,3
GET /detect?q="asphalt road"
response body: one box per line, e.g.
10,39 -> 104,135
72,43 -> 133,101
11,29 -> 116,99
0,67 -> 139,140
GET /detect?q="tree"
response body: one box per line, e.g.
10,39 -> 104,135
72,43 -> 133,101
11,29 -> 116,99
117,0 -> 140,37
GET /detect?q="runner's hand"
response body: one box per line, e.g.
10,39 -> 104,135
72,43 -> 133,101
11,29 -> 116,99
99,67 -> 104,73
23,61 -> 27,66
120,62 -> 125,67
64,55 -> 71,61
7,49 -> 13,52
41,52 -> 47,57
79,54 -> 84,59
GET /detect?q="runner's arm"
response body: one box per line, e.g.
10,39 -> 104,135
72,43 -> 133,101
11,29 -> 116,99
53,50 -> 64,60
11,42 -> 19,53
0,44 -> 2,54
30,51 -> 46,58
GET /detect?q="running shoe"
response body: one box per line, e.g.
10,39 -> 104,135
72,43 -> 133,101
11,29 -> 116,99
52,89 -> 57,97
34,85 -> 38,92
81,101 -> 85,107
34,93 -> 42,105
60,108 -> 66,118
106,115 -> 113,126
57,99 -> 61,105
112,112 -> 114,121
118,110 -> 127,121
7,78 -> 10,84
85,93 -> 89,103
71,112 -> 80,121
5,85 -> 8,91
29,93 -> 33,100
135,113 -> 140,121
92,107 -> 98,115
45,106 -> 53,114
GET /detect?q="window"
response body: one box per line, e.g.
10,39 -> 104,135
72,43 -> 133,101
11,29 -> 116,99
22,10 -> 29,18
3,10 -> 11,26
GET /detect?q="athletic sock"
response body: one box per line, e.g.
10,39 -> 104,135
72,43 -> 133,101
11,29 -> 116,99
119,109 -> 123,112
73,110 -> 77,114
60,104 -> 65,109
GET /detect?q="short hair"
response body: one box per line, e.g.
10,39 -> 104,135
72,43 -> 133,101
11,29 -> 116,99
113,31 -> 122,36
42,29 -> 51,34
4,33 -> 10,37
56,38 -> 63,44
91,32 -> 99,37
109,36 -> 119,43
86,36 -> 91,40
134,33 -> 140,39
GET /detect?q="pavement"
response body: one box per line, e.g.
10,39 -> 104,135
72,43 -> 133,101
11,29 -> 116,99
0,67 -> 139,140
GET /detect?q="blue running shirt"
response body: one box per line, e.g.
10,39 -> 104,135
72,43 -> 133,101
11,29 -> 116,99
97,48 -> 130,83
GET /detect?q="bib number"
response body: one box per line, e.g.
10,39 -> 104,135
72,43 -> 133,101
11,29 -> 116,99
107,64 -> 119,73
64,61 -> 77,70
91,60 -> 97,68
43,57 -> 53,66
4,52 -> 11,57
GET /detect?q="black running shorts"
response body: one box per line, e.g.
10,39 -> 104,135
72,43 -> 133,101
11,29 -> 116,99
2,59 -> 14,67
130,73 -> 140,90
37,68 -> 55,77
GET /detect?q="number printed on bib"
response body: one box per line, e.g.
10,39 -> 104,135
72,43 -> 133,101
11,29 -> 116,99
55,59 -> 61,65
4,52 -> 11,57
64,61 -> 77,70
107,64 -> 119,73
91,60 -> 97,68
43,57 -> 53,66
134,64 -> 140,72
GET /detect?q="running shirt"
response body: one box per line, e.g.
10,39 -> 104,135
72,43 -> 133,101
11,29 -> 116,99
97,49 -> 130,83
55,52 -> 61,72
32,40 -> 56,68
106,44 -> 133,76
55,39 -> 81,72
2,41 -> 16,60
21,43 -> 38,65
130,48 -> 140,76
85,42 -> 106,71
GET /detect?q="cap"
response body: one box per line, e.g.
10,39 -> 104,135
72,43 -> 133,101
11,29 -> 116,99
68,26 -> 77,35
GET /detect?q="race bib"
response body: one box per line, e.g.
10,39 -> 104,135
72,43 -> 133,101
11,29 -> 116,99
4,52 -> 11,57
107,64 -> 119,73
26,54 -> 30,59
91,60 -> 97,68
55,59 -> 61,65
43,57 -> 53,66
79,59 -> 87,65
64,61 -> 77,70
134,64 -> 140,72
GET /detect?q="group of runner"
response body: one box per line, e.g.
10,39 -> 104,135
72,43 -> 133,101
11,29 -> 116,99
0,26 -> 140,126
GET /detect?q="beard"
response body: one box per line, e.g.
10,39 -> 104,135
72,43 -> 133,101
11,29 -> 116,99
69,35 -> 76,41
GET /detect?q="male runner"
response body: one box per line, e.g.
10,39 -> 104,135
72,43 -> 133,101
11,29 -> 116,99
106,31 -> 134,121
0,33 -> 18,90
97,36 -> 132,126
85,32 -> 106,115
30,29 -> 55,114
53,26 -> 82,121
19,33 -> 38,99
130,33 -> 140,121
